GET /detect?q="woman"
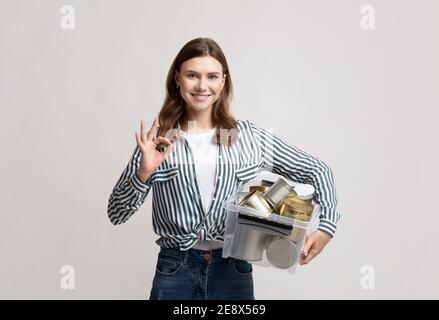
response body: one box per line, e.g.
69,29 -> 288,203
107,37 -> 340,300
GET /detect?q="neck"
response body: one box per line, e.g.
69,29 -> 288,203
180,108 -> 215,133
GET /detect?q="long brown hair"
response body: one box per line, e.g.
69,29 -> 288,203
157,37 -> 238,145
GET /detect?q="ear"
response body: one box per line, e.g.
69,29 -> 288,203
221,73 -> 226,90
174,70 -> 180,86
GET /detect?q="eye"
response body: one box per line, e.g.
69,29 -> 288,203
188,74 -> 198,79
209,75 -> 219,80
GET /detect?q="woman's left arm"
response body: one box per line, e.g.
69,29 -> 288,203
248,121 -> 340,262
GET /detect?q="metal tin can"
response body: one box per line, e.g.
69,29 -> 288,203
230,225 -> 271,261
249,185 -> 270,193
236,192 -> 251,205
266,237 -> 299,269
263,178 -> 295,212
239,191 -> 273,217
279,196 -> 314,218
156,129 -> 183,152
279,195 -> 314,242
282,192 -> 299,203
261,179 -> 275,187
237,191 -> 253,206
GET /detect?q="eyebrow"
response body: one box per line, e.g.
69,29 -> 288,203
185,70 -> 222,75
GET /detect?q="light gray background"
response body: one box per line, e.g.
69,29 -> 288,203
1,0 -> 438,299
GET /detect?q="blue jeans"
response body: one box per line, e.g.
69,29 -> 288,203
149,246 -> 255,300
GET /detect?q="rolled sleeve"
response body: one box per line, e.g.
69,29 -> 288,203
248,120 -> 341,237
107,145 -> 154,225
130,170 -> 152,194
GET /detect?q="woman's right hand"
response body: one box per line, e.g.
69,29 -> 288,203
134,118 -> 173,181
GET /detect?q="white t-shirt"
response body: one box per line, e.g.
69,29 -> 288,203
182,128 -> 223,250
182,128 -> 218,213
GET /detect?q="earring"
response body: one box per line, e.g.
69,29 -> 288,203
176,85 -> 179,89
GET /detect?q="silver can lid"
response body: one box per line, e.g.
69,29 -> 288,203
266,238 -> 299,269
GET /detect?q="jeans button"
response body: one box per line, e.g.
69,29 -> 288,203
202,253 -> 211,261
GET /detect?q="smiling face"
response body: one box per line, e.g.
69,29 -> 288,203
174,55 -> 226,115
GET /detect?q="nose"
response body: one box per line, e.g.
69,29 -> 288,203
195,77 -> 208,92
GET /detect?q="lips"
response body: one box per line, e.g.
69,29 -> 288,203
190,93 -> 212,102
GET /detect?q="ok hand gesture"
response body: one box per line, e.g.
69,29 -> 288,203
134,118 -> 173,181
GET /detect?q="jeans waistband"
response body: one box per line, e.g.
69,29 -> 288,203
159,246 -> 227,264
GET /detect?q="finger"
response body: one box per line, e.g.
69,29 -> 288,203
135,132 -> 141,146
135,132 -> 146,153
163,143 -> 174,157
154,136 -> 172,146
300,245 -> 315,265
299,255 -> 307,265
300,235 -> 308,252
301,248 -> 318,265
147,117 -> 159,141
139,120 -> 148,144
301,236 -> 313,257
300,253 -> 312,265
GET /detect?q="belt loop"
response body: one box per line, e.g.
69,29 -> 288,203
183,249 -> 189,264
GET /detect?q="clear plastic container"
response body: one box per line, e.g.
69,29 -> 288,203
221,179 -> 320,273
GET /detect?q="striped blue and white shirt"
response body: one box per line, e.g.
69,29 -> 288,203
107,120 -> 340,250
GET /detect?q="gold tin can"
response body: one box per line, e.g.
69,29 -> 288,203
279,195 -> 314,242
279,196 -> 313,219
237,191 -> 253,206
236,192 -> 251,205
249,185 -> 270,193
239,191 -> 274,217
282,192 -> 299,204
